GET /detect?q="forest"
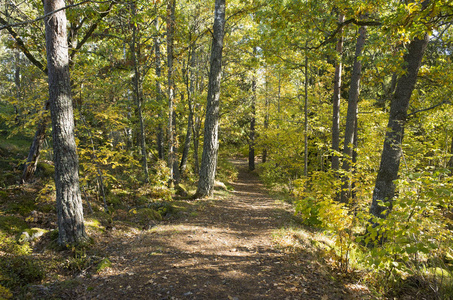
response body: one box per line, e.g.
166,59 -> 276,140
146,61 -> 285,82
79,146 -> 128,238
0,0 -> 452,299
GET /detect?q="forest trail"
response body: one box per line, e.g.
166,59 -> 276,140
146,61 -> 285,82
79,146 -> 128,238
77,160 -> 368,300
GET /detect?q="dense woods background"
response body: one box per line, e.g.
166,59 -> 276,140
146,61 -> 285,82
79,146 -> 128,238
0,0 -> 452,298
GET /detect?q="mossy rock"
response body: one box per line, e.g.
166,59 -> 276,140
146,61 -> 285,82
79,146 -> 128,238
131,208 -> 162,225
17,228 -> 48,244
36,162 -> 55,178
90,211 -> 112,228
148,201 -> 174,217
0,216 -> 29,235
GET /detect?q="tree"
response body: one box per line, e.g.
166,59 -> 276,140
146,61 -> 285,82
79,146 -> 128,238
331,13 -> 345,173
194,0 -> 226,198
370,33 -> 429,219
340,25 -> 367,203
43,0 -> 87,245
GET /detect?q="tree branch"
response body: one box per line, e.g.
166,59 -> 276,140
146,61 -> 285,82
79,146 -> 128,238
408,100 -> 450,118
0,16 -> 47,74
0,0 -> 94,31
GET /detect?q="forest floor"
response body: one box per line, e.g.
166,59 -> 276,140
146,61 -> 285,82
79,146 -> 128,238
42,160 -> 373,300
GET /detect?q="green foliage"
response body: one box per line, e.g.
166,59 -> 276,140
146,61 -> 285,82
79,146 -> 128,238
216,157 -> 238,183
0,255 -> 45,289
0,284 -> 12,299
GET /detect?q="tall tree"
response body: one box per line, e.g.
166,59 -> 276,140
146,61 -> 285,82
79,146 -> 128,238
370,33 -> 429,219
43,0 -> 87,245
249,52 -> 257,171
167,0 -> 178,184
194,0 -> 226,198
340,25 -> 367,203
331,13 -> 345,173
130,2 -> 149,183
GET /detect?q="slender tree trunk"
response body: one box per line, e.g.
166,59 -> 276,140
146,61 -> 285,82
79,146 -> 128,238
43,0 -> 87,245
340,26 -> 366,203
155,7 -> 165,161
448,135 -> 453,170
21,101 -> 50,183
262,76 -> 269,164
131,2 -> 149,183
304,53 -> 309,177
249,63 -> 256,171
331,14 -> 345,172
167,0 -> 176,184
370,34 -> 429,219
194,0 -> 226,198
180,47 -> 196,176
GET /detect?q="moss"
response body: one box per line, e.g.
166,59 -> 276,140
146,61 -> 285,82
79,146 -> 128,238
90,211 -> 112,227
148,201 -> 174,217
36,161 -> 55,178
5,196 -> 36,216
131,208 -> 162,225
0,216 -> 29,235
96,258 -> 111,273
106,195 -> 122,208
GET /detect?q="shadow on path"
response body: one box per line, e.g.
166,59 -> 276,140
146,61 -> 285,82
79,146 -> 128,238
74,160 -> 365,300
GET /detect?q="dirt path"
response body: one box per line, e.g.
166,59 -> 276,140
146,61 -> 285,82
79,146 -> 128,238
77,160 -> 364,299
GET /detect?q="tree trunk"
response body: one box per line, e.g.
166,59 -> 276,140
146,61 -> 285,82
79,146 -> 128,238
155,7 -> 165,161
194,0 -> 226,198
180,47 -> 196,176
43,0 -> 87,245
167,0 -> 176,184
249,63 -> 256,171
262,75 -> 269,164
21,101 -> 50,183
331,14 -> 345,172
448,135 -> 453,170
370,34 -> 429,219
131,2 -> 149,183
19,4 -> 112,183
304,52 -> 309,177
340,26 -> 366,203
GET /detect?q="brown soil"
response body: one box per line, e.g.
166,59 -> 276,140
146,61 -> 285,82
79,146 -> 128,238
56,160 -> 372,299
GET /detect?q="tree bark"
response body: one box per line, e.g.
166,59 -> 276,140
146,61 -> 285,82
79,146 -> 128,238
21,101 -> 50,183
303,52 -> 309,177
131,2 -> 149,183
20,3 -> 112,183
155,7 -> 165,161
340,26 -> 366,203
43,0 -> 87,245
262,76 -> 269,164
167,0 -> 177,184
331,14 -> 344,172
194,0 -> 226,198
249,62 -> 256,171
370,34 -> 429,219
180,47 -> 196,176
